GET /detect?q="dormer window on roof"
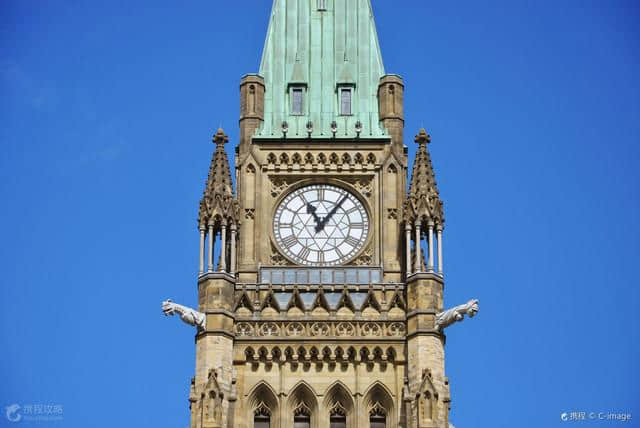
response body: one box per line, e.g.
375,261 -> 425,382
339,87 -> 353,116
290,86 -> 305,116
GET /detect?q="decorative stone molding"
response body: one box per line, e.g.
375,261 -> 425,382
435,299 -> 479,331
387,208 -> 398,219
351,243 -> 374,266
387,322 -> 406,337
310,322 -> 330,337
352,177 -> 373,198
286,322 -> 305,336
270,176 -> 290,197
244,209 -> 255,219
259,322 -> 280,336
335,322 -> 356,337
361,322 -> 382,337
242,343 -> 401,365
235,322 -> 254,336
269,243 -> 291,266
162,299 -> 205,330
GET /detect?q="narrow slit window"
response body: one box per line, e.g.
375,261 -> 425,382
292,88 -> 304,115
340,88 -> 352,115
317,0 -> 327,10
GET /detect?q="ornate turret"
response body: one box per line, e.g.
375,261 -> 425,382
198,128 -> 239,229
404,129 -> 444,226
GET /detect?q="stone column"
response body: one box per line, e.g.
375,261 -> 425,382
199,226 -> 206,275
414,220 -> 422,273
427,222 -> 434,272
208,224 -> 214,273
405,222 -> 412,275
230,223 -> 237,275
219,221 -> 227,273
437,225 -> 443,275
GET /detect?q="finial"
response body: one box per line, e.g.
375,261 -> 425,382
213,128 -> 228,145
415,128 -> 431,145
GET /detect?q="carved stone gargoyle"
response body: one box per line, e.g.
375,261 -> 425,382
435,299 -> 479,332
162,299 -> 206,330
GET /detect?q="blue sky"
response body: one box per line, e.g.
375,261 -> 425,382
1,1 -> 638,427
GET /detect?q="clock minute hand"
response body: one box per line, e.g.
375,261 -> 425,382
306,203 -> 321,226
317,196 -> 348,231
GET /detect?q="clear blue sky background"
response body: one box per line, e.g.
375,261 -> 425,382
1,1 -> 638,427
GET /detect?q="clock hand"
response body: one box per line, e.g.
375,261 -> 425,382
317,196 -> 348,231
306,203 -> 322,227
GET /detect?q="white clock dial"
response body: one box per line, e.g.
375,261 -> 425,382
273,184 -> 369,266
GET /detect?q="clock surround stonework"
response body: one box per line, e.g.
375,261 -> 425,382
162,2 -> 479,427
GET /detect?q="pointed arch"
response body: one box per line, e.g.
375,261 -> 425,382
287,381 -> 319,428
260,290 -> 280,311
304,152 -> 314,165
247,381 -> 279,428
363,382 -> 395,428
234,290 -> 254,314
387,289 -> 406,311
288,288 -> 306,317
361,290 -> 382,317
323,381 -> 355,428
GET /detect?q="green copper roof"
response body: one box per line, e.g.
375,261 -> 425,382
257,0 -> 387,139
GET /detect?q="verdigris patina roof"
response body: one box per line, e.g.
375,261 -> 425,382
257,0 -> 387,139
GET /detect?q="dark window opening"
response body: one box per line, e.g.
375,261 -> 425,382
340,88 -> 352,115
294,415 -> 311,428
292,88 -> 304,115
370,415 -> 386,428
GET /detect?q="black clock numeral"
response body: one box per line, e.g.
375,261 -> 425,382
317,251 -> 324,264
282,235 -> 297,248
350,222 -> 364,229
317,188 -> 324,201
298,247 -> 310,260
345,207 -> 359,215
345,236 -> 361,248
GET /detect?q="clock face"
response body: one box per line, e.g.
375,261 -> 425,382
273,184 -> 369,266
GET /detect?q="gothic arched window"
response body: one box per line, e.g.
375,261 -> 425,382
293,401 -> 312,428
369,402 -> 387,428
330,401 -> 347,428
254,402 -> 271,428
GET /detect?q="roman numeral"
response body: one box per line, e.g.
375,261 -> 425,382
282,235 -> 297,248
317,188 -> 324,200
317,251 -> 325,264
298,247 -> 311,260
345,207 -> 358,215
345,236 -> 361,247
350,222 -> 364,229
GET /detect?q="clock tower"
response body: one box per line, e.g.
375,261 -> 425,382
162,1 -> 479,427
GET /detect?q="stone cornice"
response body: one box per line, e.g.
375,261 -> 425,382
198,272 -> 236,284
